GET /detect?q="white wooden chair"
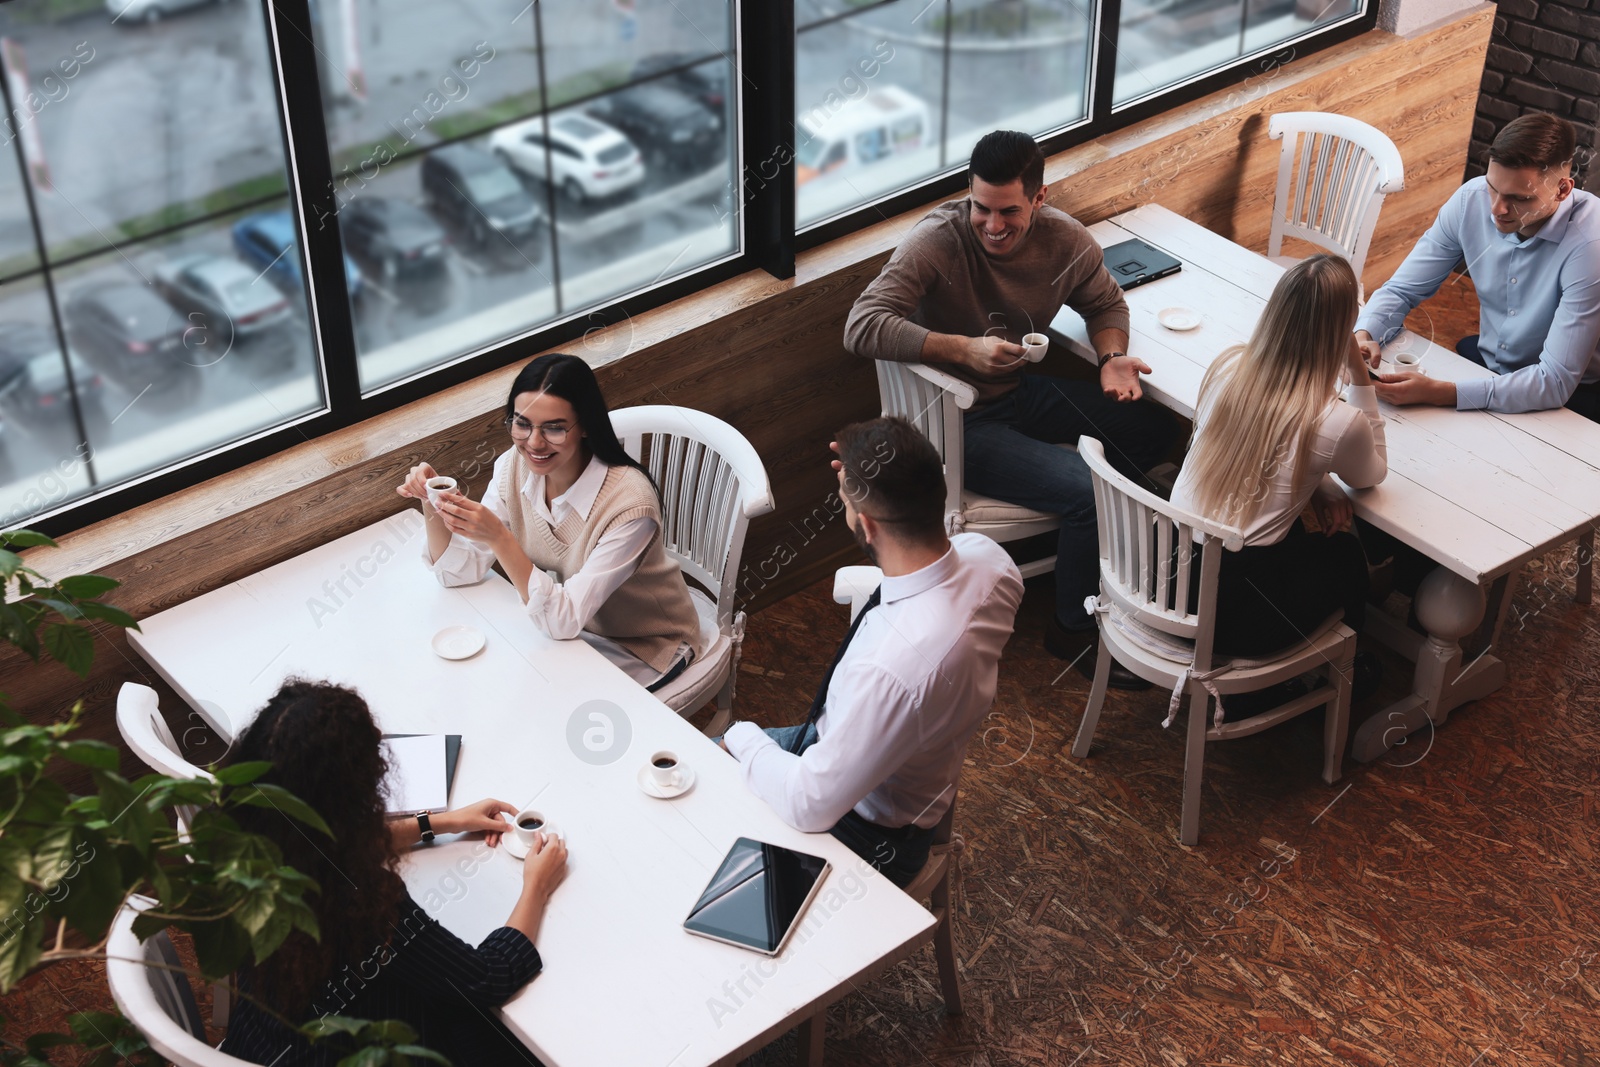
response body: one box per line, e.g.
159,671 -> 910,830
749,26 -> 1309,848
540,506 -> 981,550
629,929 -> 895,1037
874,359 -> 1062,578
106,896 -> 252,1067
117,682 -> 212,782
1267,112 -> 1405,284
1068,438 -> 1354,846
609,405 -> 774,736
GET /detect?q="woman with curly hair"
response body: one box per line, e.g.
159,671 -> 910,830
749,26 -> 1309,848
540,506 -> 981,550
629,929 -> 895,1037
398,353 -> 703,692
219,679 -> 566,1066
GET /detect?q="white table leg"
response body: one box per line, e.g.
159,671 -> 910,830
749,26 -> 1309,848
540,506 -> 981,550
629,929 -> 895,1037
1353,566 -> 1507,762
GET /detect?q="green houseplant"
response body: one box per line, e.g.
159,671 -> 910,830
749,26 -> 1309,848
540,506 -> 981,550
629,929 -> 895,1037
0,530 -> 446,1066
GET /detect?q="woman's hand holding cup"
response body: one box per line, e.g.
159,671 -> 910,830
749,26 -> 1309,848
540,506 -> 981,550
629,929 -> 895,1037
522,831 -> 568,899
398,462 -> 440,504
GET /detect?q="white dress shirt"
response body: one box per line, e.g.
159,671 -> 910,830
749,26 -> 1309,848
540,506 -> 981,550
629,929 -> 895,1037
724,533 -> 1023,833
426,449 -> 686,685
1171,384 -> 1388,547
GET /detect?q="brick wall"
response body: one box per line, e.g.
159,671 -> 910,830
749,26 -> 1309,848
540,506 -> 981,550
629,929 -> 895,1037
1472,0 -> 1600,188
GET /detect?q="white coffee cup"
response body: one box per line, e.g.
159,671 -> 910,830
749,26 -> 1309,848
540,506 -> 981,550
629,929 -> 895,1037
648,750 -> 682,791
1021,332 -> 1049,362
1392,348 -> 1423,369
425,475 -> 458,508
511,807 -> 556,849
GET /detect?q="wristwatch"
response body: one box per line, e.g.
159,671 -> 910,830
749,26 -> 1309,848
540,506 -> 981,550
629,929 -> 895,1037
415,810 -> 435,844
1098,350 -> 1125,368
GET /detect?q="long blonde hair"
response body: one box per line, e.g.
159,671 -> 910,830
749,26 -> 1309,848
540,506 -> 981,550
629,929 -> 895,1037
1184,253 -> 1360,526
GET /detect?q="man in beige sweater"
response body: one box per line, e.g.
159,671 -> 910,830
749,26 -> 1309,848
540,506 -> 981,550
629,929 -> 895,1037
845,130 -> 1174,688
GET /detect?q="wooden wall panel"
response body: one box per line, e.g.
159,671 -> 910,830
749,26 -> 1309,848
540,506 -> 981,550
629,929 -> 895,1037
7,11 -> 1492,785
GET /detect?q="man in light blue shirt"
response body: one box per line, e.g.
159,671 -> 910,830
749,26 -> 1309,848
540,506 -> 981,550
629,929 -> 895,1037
1356,114 -> 1600,421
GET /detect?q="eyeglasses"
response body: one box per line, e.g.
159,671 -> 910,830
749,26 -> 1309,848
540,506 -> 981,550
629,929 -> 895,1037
504,416 -> 572,443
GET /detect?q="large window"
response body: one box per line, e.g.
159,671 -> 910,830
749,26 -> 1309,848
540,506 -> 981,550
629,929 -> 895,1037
0,0 -> 1371,535
0,0 -> 320,530
307,0 -> 737,391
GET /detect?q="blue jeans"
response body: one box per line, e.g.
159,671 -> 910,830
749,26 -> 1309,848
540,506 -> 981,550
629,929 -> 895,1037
762,724 -> 933,889
964,374 -> 1176,629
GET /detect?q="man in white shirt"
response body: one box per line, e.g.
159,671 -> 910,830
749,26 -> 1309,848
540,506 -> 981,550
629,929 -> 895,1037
721,417 -> 1023,887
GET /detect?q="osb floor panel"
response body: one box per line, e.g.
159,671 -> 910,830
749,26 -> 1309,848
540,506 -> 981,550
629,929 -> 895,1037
10,276 -> 1600,1066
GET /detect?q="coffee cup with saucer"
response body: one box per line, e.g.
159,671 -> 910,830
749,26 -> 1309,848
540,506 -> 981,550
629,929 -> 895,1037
637,750 -> 695,799
503,807 -> 560,861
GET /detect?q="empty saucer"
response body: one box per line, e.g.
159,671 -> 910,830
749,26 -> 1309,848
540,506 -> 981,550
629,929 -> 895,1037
637,763 -> 696,799
1158,307 -> 1201,331
432,625 -> 485,660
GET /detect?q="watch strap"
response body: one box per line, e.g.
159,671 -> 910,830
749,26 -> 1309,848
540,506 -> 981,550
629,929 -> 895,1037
1098,350 -> 1125,368
416,810 -> 435,844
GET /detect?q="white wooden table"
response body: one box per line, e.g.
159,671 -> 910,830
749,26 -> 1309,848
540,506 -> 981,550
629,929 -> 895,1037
128,511 -> 933,1067
1053,204 -> 1600,761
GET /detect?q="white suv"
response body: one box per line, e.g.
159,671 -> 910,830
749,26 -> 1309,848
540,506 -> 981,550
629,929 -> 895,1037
489,113 -> 644,203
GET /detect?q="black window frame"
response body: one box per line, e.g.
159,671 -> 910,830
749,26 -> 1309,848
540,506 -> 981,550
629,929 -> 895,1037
7,0 -> 1375,538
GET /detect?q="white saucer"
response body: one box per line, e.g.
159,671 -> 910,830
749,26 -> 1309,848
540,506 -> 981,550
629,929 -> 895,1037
1158,307 -> 1201,331
502,828 -> 561,861
637,764 -> 696,799
432,625 -> 485,660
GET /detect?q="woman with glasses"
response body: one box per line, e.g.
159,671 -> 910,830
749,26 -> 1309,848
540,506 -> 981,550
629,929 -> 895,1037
398,353 -> 702,691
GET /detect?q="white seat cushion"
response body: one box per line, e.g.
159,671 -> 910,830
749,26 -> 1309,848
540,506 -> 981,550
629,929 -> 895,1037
1103,598 -> 1342,670
654,588 -> 732,714
959,491 -> 1058,525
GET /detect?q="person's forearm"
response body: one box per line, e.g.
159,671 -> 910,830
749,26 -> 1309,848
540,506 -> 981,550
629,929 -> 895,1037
1092,328 -> 1130,360
490,528 -> 535,601
919,331 -> 973,367
505,888 -> 550,943
423,506 -> 453,563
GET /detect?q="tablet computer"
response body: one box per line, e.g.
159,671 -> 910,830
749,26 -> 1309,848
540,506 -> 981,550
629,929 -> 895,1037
1103,238 -> 1182,290
683,837 -> 832,956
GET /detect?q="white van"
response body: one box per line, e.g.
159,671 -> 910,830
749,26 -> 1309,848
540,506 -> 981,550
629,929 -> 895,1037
795,86 -> 933,186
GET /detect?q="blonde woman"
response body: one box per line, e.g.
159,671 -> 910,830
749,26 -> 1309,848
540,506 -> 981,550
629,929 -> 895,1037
1170,253 -> 1386,656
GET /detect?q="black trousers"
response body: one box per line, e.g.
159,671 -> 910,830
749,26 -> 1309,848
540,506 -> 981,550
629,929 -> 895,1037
1457,335 -> 1600,422
1192,519 -> 1369,658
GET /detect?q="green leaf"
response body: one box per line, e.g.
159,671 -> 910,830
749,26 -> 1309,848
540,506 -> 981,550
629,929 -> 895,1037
41,622 -> 95,677
185,915 -> 252,981
0,901 -> 43,993
56,574 -> 120,600
0,530 -> 56,549
391,1046 -> 453,1066
211,761 -> 272,786
38,598 -> 85,622
76,602 -> 140,631
59,740 -> 119,772
304,1015 -> 373,1039
236,783 -> 333,836
0,549 -> 21,579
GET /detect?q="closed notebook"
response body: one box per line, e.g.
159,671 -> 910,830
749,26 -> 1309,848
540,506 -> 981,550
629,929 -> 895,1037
380,733 -> 461,815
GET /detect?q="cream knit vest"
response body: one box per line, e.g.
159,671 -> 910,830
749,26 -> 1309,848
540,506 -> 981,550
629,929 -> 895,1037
501,455 -> 702,674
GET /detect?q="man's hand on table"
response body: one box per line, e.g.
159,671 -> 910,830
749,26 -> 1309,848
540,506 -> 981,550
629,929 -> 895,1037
1100,355 -> 1152,402
1373,370 -> 1457,407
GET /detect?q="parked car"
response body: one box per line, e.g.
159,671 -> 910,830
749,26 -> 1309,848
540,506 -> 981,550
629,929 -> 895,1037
0,323 -> 103,439
154,253 -> 293,341
338,197 -> 449,282
488,113 -> 644,203
232,210 -> 363,301
63,283 -> 188,394
630,53 -> 729,128
589,83 -> 722,172
420,145 -> 545,247
796,86 -> 933,187
107,0 -> 227,24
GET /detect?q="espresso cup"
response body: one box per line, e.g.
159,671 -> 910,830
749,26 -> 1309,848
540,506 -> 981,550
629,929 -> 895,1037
424,475 -> 458,508
1392,348 -> 1423,369
512,807 -> 555,849
649,750 -> 682,790
1021,332 -> 1049,362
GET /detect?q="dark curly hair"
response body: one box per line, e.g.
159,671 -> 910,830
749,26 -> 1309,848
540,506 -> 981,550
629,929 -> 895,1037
225,679 -> 405,1017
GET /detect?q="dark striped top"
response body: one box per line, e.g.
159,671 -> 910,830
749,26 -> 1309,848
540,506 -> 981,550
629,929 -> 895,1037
220,891 -> 544,1066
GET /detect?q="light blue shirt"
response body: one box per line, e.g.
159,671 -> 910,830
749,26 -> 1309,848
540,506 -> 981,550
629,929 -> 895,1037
1356,177 -> 1600,413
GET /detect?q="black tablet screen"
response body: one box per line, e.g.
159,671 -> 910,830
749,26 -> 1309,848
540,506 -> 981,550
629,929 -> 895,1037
684,837 -> 829,953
